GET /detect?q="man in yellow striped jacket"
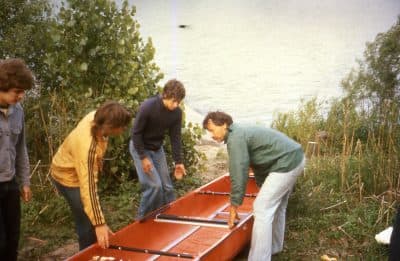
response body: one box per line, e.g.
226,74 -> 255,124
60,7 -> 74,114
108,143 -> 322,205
51,101 -> 131,250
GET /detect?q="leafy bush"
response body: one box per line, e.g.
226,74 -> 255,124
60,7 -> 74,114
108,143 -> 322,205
0,0 -> 203,177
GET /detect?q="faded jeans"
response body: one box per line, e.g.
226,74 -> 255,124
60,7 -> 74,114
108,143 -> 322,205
129,141 -> 175,220
248,157 -> 305,261
51,178 -> 96,250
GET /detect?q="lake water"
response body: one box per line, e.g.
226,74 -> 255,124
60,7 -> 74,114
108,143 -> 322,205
129,0 -> 400,125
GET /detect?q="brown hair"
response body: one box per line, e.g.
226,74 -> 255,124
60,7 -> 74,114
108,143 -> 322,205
202,111 -> 233,129
0,58 -> 34,91
91,101 -> 132,137
162,79 -> 186,101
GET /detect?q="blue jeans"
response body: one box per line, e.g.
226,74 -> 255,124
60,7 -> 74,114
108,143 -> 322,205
0,178 -> 20,261
129,141 -> 175,219
51,178 -> 96,250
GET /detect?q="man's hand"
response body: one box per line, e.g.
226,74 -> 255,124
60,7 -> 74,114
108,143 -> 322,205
174,164 -> 186,180
20,185 -> 32,202
228,205 -> 240,229
95,224 -> 114,249
141,157 -> 153,175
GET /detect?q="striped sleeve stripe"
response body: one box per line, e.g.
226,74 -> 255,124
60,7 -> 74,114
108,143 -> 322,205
88,139 -> 103,224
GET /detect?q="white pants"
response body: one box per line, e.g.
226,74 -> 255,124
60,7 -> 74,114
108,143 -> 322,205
248,157 -> 305,261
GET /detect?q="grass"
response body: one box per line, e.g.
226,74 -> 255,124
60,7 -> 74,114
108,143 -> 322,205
272,159 -> 394,260
268,97 -> 399,259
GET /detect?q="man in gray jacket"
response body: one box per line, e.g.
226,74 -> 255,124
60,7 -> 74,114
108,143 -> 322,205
0,58 -> 34,261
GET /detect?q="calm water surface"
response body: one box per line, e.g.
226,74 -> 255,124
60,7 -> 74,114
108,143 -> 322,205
129,0 -> 400,125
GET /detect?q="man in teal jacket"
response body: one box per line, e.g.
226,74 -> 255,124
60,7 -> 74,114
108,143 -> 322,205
203,111 -> 305,261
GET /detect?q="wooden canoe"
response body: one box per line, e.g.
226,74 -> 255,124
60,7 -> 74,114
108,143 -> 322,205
68,174 -> 259,260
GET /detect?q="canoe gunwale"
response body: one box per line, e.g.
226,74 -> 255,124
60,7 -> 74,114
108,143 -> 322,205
108,244 -> 195,259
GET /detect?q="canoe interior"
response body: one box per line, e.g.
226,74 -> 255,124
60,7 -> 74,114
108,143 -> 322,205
68,174 -> 258,261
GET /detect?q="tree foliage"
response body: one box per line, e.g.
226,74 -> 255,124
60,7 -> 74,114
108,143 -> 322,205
340,16 -> 400,154
37,0 -> 167,175
342,16 -> 400,114
0,0 -> 52,76
1,0 -> 203,177
44,0 -> 163,106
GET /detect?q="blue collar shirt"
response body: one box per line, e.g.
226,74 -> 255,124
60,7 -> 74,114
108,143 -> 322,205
0,103 -> 30,186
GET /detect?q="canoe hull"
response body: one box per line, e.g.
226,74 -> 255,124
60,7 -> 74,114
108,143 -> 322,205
68,174 -> 258,260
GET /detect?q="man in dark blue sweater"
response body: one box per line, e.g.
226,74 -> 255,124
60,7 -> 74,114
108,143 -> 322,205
129,79 -> 186,220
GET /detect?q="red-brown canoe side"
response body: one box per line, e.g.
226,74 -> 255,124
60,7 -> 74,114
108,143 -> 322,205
68,174 -> 258,260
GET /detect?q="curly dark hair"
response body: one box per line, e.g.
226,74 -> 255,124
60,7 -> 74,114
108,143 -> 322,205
0,58 -> 34,91
162,79 -> 185,101
202,111 -> 233,129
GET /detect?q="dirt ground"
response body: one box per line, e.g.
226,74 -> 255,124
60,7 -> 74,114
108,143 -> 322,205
195,141 -> 229,182
21,142 -> 229,260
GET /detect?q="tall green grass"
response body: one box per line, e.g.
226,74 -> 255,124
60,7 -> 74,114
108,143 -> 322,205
270,97 -> 398,259
273,97 -> 400,197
